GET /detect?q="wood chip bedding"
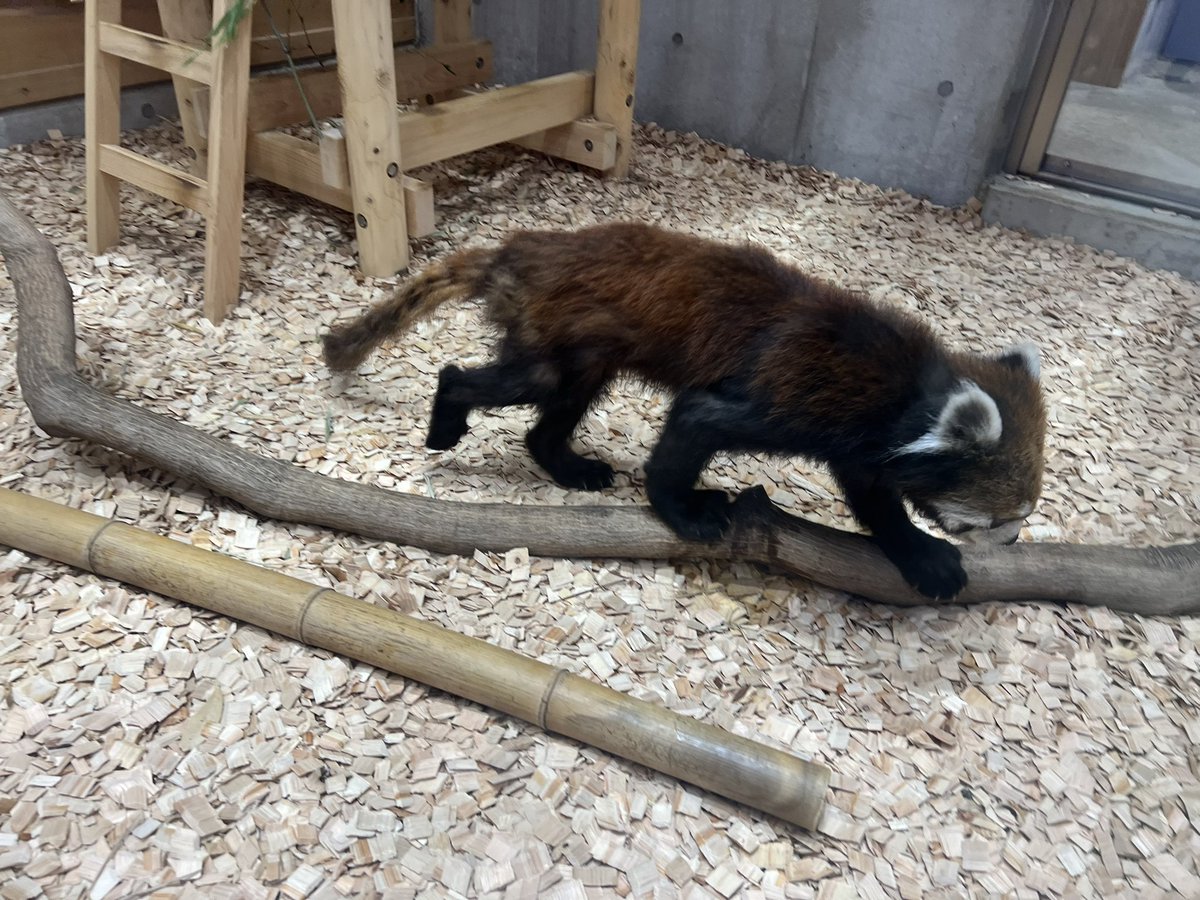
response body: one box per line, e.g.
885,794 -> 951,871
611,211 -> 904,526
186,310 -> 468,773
1,119 -> 1198,898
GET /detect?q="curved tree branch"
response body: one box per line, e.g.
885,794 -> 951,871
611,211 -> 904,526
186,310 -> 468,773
2,190 -> 1198,616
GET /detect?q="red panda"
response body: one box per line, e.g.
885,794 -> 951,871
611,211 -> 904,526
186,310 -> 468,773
323,222 -> 1047,600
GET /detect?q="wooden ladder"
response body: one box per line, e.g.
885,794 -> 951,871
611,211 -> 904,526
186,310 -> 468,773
85,0 -> 251,323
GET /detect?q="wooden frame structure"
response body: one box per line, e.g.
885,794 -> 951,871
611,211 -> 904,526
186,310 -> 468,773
85,0 -> 640,323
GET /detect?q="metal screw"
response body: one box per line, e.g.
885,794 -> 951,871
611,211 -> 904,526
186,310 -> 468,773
584,139 -> 594,152
387,162 -> 399,177
625,94 -> 633,107
475,57 -> 485,69
356,214 -> 368,228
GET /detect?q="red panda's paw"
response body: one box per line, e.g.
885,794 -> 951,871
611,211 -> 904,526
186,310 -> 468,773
895,537 -> 968,600
544,455 -> 616,491
651,489 -> 733,543
427,366 -> 470,450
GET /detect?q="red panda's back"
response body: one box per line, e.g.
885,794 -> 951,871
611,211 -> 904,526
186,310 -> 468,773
484,223 -> 807,389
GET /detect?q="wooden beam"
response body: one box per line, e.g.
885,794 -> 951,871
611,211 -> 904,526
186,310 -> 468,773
242,8 -> 416,67
97,144 -> 209,215
448,86 -> 617,170
332,0 -> 409,277
434,0 -> 473,43
245,132 -> 436,237
403,176 -> 436,238
156,0 -> 216,176
235,40 -> 494,134
396,72 -> 595,169
594,0 -> 640,177
0,2 -> 414,112
513,121 -> 617,171
202,0 -> 253,323
247,132 -> 349,210
97,22 -> 213,84
85,0 -> 123,253
319,124 -> 349,190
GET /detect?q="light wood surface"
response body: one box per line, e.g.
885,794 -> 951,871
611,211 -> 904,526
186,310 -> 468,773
331,0 -> 409,277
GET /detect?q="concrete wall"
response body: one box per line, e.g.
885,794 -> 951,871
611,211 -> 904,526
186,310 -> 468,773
472,0 -> 1052,207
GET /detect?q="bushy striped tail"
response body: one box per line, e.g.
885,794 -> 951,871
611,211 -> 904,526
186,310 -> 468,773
322,246 -> 496,372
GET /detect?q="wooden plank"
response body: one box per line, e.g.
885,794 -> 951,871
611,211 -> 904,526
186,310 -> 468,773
1073,0 -> 1150,88
395,72 -> 595,169
85,0 -> 123,253
237,40 -> 494,133
0,1 -> 415,112
332,0 -> 409,277
593,0 -> 640,178
97,22 -> 213,83
514,120 -> 617,171
0,0 -> 164,110
243,10 -> 416,67
403,175 -> 436,238
449,86 -> 617,170
201,0 -> 252,322
245,132 -> 436,236
247,132 -> 351,209
319,124 -> 349,190
97,144 -> 208,214
434,0 -> 473,43
155,0 -> 214,175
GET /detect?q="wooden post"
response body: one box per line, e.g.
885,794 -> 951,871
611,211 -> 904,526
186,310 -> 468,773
156,0 -> 215,176
332,0 -> 409,278
85,0 -> 124,253
593,0 -> 640,179
434,0 -> 473,44
200,0 -> 252,322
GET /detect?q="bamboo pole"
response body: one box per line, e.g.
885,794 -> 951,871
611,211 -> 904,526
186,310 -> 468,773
0,487 -> 830,830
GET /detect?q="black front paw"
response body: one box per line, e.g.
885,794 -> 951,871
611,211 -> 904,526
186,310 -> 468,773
649,488 -> 732,542
890,536 -> 968,600
541,454 -> 616,491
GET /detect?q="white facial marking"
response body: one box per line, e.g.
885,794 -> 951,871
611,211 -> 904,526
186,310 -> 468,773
933,502 -> 992,532
933,501 -> 1027,545
895,381 -> 1002,456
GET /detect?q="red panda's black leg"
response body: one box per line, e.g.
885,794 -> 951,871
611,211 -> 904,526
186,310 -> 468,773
525,377 -> 615,491
644,389 -> 758,542
427,362 -> 552,450
833,469 -> 968,600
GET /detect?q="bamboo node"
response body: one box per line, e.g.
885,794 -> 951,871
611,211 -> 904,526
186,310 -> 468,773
84,518 -> 121,572
538,667 -> 571,731
297,586 -> 331,644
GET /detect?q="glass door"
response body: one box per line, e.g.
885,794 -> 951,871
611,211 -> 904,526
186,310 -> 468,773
1011,0 -> 1200,217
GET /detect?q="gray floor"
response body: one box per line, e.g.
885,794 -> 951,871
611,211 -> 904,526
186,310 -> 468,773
1045,67 -> 1200,209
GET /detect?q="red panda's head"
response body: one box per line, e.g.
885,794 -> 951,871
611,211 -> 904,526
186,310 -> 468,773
893,343 -> 1047,545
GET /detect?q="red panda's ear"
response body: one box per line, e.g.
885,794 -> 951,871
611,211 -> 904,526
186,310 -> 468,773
997,342 -> 1041,380
896,382 -> 1002,456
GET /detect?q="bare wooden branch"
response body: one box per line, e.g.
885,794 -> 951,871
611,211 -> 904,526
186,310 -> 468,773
2,189 -> 1198,616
